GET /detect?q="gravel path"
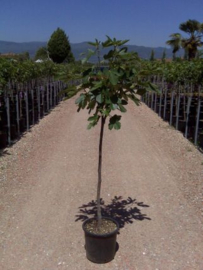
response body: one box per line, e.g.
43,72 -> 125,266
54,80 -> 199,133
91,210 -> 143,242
0,97 -> 203,270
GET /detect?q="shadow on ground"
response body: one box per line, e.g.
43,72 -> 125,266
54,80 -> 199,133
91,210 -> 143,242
75,196 -> 151,229
0,149 -> 11,157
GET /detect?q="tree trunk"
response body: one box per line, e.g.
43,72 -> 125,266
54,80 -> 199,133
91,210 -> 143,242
188,49 -> 196,61
96,116 -> 106,229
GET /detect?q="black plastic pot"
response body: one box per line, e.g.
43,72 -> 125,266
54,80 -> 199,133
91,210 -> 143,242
19,118 -> 26,132
82,217 -> 119,264
178,120 -> 186,133
199,133 -> 203,148
0,132 -> 7,149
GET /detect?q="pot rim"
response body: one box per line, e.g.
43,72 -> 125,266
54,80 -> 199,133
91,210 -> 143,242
82,216 -> 119,238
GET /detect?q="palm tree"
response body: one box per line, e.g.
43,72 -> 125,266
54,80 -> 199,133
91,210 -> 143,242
166,20 -> 203,60
166,33 -> 182,60
180,20 -> 203,60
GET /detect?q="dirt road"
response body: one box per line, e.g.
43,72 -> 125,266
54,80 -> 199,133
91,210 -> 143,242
0,97 -> 203,270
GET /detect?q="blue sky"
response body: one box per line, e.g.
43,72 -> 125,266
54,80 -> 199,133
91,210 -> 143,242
0,0 -> 203,47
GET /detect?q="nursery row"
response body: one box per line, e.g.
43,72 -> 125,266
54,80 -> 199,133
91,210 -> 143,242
0,80 -> 67,149
142,83 -> 203,148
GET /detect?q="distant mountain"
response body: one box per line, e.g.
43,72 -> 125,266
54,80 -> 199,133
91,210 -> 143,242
0,41 -> 47,58
0,40 -> 183,61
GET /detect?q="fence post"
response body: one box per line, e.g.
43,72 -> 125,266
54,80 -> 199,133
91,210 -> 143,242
25,89 -> 29,131
185,96 -> 192,138
169,91 -> 174,125
146,92 -> 148,106
31,89 -> 34,125
194,97 -> 201,145
59,81 -> 62,101
6,96 -> 11,145
151,92 -> 154,109
16,93 -> 20,136
175,94 -> 181,130
53,82 -> 56,107
50,83 -> 53,109
154,92 -> 157,112
37,86 -> 41,120
163,88 -> 168,120
159,92 -> 162,117
46,83 -> 49,112
42,86 -> 44,116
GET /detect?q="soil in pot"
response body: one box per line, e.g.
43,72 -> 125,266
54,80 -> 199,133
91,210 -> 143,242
84,218 -> 117,235
83,217 -> 119,264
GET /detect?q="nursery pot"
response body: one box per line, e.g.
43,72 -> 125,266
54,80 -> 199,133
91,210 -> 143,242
82,217 -> 119,264
199,133 -> 203,148
19,118 -> 26,132
0,132 -> 7,149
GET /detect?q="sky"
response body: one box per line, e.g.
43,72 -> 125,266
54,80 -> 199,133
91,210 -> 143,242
0,0 -> 203,47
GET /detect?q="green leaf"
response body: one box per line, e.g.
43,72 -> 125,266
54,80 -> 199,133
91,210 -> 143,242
118,47 -> 128,55
83,68 -> 93,76
109,123 -> 114,130
103,68 -> 109,77
102,36 -> 112,47
82,49 -> 95,64
117,39 -> 129,46
88,99 -> 96,109
128,94 -> 140,106
102,109 -> 111,116
109,115 -> 121,124
87,122 -> 94,129
88,115 -> 97,122
81,98 -> 87,109
90,81 -> 103,91
87,114 -> 100,129
119,104 -> 127,112
75,94 -> 84,104
96,94 -> 103,103
148,82 -> 159,92
109,70 -> 119,85
114,121 -> 121,130
103,50 -> 114,60
108,115 -> 122,130
88,42 -> 98,46
110,103 -> 118,110
136,88 -> 146,96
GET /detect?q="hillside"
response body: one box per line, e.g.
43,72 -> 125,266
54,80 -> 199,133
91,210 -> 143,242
0,40 -> 183,60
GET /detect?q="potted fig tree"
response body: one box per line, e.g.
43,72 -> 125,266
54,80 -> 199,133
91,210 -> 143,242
74,36 -> 158,263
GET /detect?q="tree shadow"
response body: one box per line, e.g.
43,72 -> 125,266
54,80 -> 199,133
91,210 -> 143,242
0,149 -> 11,157
75,196 -> 151,229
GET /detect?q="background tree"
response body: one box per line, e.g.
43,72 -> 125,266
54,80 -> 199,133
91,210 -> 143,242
64,51 -> 75,63
47,28 -> 74,63
196,50 -> 203,59
162,49 -> 166,62
150,49 -> 155,61
180,20 -> 203,60
166,20 -> 203,60
18,51 -> 30,62
166,33 -> 182,60
34,47 -> 49,61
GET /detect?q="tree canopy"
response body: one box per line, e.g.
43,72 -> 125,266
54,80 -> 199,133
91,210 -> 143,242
166,19 -> 203,60
34,47 -> 49,61
47,28 -> 74,63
